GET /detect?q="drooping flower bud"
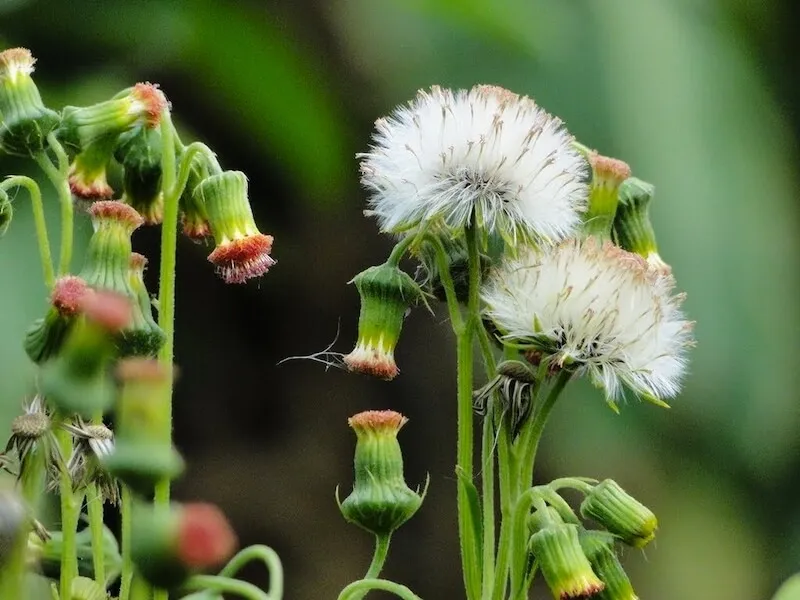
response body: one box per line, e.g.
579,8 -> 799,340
472,359 -> 537,437
579,532 -> 639,600
40,291 -> 131,418
179,150 -> 211,240
118,253 -> 165,357
25,275 -> 91,364
343,263 -> 422,380
580,480 -> 657,548
131,502 -> 237,589
67,135 -> 119,201
338,411 -> 425,537
612,177 -> 669,273
581,151 -> 631,241
529,517 -> 605,599
115,126 -> 164,224
103,358 -> 184,494
0,48 -> 60,156
194,171 -> 275,283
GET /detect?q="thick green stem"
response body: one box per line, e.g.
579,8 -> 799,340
386,234 -> 416,267
490,419 -> 514,600
1,176 -> 55,287
219,545 -> 284,599
337,579 -> 422,600
35,136 -> 73,275
119,486 -> 133,600
184,575 -> 270,600
53,426 -> 79,600
130,575 -> 151,600
476,324 -> 497,600
365,534 -> 391,580
86,483 -> 106,587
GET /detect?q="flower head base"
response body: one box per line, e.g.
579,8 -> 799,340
530,521 -> 605,599
25,276 -> 91,364
179,152 -> 212,240
343,263 -> 422,380
195,171 -> 275,283
472,359 -> 537,437
118,253 -> 165,357
61,420 -> 119,504
582,152 -> 631,241
580,480 -> 657,548
2,396 -> 62,485
579,532 -> 639,600
104,358 -> 184,495
0,48 -> 60,156
360,85 -> 588,246
338,410 -> 425,537
67,135 -> 118,201
612,177 -> 669,273
482,238 -> 693,403
115,126 -> 164,224
132,501 -> 237,589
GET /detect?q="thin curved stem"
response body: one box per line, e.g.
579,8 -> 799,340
338,579 -> 422,600
386,234 -> 417,267
365,534 -> 391,580
184,575 -> 270,600
219,544 -> 284,599
35,136 -> 73,275
174,141 -> 217,204
1,176 -> 55,287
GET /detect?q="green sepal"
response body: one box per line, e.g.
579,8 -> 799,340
612,177 -> 658,258
580,480 -> 657,548
579,531 -> 638,600
529,523 -> 604,600
24,308 -> 75,365
116,126 -> 163,222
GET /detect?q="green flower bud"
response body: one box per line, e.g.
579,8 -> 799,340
338,410 -> 424,537
0,48 -> 60,157
529,523 -> 604,599
118,253 -> 165,357
612,177 -> 670,273
195,170 -> 275,283
103,359 -> 184,494
0,190 -> 12,237
58,82 -> 166,152
40,291 -> 131,418
115,125 -> 164,224
579,532 -> 638,600
580,150 -> 631,241
67,134 -> 120,201
131,502 -> 237,589
25,275 -> 90,364
580,480 -> 657,548
0,488 -> 27,568
343,263 -> 421,380
179,152 -> 211,240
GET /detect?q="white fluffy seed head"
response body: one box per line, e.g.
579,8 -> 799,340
482,238 -> 694,401
360,85 -> 589,246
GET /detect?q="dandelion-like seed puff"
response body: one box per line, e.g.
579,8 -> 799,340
359,85 -> 589,246
482,238 -> 694,402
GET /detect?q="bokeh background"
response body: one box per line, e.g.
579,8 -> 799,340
1,1 -> 799,598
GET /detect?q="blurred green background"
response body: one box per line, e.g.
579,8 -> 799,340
1,1 -> 799,598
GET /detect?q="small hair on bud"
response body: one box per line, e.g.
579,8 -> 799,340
177,503 -> 238,569
51,276 -> 90,316
348,410 -> 408,432
115,357 -> 173,383
88,200 -> 145,231
80,291 -> 132,332
132,82 -> 168,128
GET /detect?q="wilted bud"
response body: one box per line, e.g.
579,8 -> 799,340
118,253 -> 165,357
62,420 -> 119,504
0,48 -> 60,156
530,521 -> 604,599
472,359 -> 537,437
581,151 -> 631,241
40,291 -> 130,418
579,532 -> 639,600
131,502 -> 237,589
115,126 -> 164,224
0,488 -> 27,567
25,275 -> 90,364
343,263 -> 422,380
612,177 -> 669,273
67,135 -> 119,201
103,358 -> 183,494
338,411 -> 424,537
580,480 -> 657,548
195,170 -> 275,283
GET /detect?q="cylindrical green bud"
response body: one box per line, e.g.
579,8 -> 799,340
0,48 -> 60,156
25,275 -> 90,364
115,125 -> 164,224
528,505 -> 565,534
117,253 -> 165,357
195,170 -> 275,284
580,151 -> 631,242
40,291 -> 131,418
612,177 -> 669,273
343,263 -> 422,380
339,410 -> 423,536
131,501 -> 237,589
103,358 -> 184,494
579,532 -> 638,600
529,523 -> 604,599
580,480 -> 657,548
67,134 -> 120,201
179,152 -> 211,240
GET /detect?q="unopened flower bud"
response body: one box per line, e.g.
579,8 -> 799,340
581,151 -> 631,241
0,48 -> 60,156
40,291 -> 130,418
132,502 -> 237,589
580,480 -> 657,548
67,134 -> 122,201
179,153 -> 211,240
104,358 -> 184,494
0,488 -> 27,567
530,522 -> 604,599
25,275 -> 90,364
118,253 -> 165,357
579,532 -> 638,600
612,177 -> 669,273
338,411 -> 424,537
343,263 -> 422,380
115,126 -> 164,224
59,82 -> 166,152
80,201 -> 143,293
195,171 -> 275,283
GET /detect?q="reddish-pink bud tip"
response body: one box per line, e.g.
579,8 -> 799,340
68,174 -> 114,201
51,276 -> 90,316
207,234 -> 275,284
348,410 -> 408,432
343,350 -> 399,381
132,82 -> 168,128
130,252 -> 148,271
89,200 -> 145,231
181,214 -> 211,241
80,291 -> 132,332
589,153 -> 631,183
177,503 -> 238,569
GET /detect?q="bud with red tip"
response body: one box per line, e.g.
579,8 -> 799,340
580,480 -> 657,548
581,150 -> 631,241
579,532 -> 639,600
179,150 -> 212,240
119,253 -> 165,357
194,171 -> 275,283
25,275 -> 91,364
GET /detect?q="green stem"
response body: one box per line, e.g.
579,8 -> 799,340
490,419 -> 514,600
86,484 -> 105,588
508,488 -> 540,599
386,234 -> 416,267
35,136 -> 73,275
365,534 -> 391,580
218,545 -> 284,599
184,575 -> 270,600
53,425 -> 79,600
119,486 -> 133,600
337,579 -> 422,600
130,575 -> 152,600
0,176 -> 55,287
